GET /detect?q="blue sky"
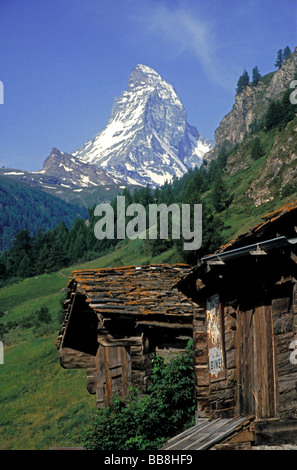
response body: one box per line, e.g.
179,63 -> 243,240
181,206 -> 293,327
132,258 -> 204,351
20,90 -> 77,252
0,0 -> 296,171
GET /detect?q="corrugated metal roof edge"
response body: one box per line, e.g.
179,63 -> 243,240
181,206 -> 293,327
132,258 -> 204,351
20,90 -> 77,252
174,198 -> 297,288
211,198 -> 297,256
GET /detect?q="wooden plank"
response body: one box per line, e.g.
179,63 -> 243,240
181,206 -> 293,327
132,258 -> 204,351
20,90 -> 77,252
182,420 -> 231,450
97,335 -> 142,347
121,346 -> 130,397
104,347 -> 112,405
260,305 -> 268,418
243,309 -> 249,415
96,346 -> 106,407
163,420 -> 220,450
162,420 -> 209,447
184,417 -> 248,450
291,251 -> 297,265
266,305 -> 274,418
254,305 -> 261,419
251,304 -> 278,420
214,442 -> 252,450
246,309 -> 254,415
226,428 -> 254,443
271,306 -> 279,419
262,305 -> 268,418
136,321 -> 193,329
197,417 -> 253,450
235,309 -> 242,415
250,309 -> 255,416
163,416 -> 255,450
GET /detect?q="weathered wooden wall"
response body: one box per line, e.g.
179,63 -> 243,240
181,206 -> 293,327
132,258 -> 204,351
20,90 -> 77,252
193,281 -> 297,425
178,200 -> 297,443
272,282 -> 297,420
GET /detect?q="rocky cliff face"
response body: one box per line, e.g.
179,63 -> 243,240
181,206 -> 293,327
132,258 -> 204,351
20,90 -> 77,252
246,119 -> 297,207
73,64 -> 213,187
42,148 -> 121,187
206,48 -> 297,160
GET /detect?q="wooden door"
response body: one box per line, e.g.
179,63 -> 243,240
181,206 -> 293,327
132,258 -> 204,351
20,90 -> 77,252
96,345 -> 132,408
237,305 -> 278,419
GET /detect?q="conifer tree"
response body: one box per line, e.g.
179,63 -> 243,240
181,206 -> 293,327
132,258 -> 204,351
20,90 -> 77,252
281,88 -> 296,125
252,66 -> 262,84
217,146 -> 229,170
275,49 -> 283,69
34,242 -> 50,273
8,230 -> 32,277
265,100 -> 285,131
283,46 -> 292,60
251,137 -> 264,160
71,226 -> 88,260
17,253 -> 33,278
236,69 -> 250,93
211,173 -> 229,213
183,177 -> 201,207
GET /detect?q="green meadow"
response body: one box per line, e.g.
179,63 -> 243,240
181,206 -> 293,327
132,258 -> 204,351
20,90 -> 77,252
0,238 -> 181,450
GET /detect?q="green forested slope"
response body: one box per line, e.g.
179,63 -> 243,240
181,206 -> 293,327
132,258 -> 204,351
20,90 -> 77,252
0,176 -> 87,252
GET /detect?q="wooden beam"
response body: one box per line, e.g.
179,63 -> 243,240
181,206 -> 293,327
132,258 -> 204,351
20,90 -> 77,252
97,335 -> 142,347
136,321 -> 193,329
291,250 -> 297,265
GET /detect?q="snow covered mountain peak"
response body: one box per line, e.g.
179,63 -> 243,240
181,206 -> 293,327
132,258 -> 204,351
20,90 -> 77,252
73,65 -> 213,187
127,64 -> 180,103
128,64 -> 162,89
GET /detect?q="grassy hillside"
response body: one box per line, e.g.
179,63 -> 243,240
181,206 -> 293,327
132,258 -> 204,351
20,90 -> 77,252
0,336 -> 96,450
0,238 -> 182,450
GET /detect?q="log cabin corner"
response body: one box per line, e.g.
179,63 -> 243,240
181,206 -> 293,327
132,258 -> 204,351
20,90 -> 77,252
56,264 -> 195,409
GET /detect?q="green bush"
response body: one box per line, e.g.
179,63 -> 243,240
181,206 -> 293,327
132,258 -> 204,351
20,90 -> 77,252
281,181 -> 297,198
251,137 -> 264,160
0,306 -> 58,342
82,340 -> 195,450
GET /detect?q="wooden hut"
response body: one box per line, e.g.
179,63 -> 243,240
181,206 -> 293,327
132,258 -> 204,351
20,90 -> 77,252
56,264 -> 194,408
176,200 -> 297,445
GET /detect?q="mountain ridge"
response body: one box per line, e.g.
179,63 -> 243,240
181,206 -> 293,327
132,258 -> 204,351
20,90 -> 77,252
0,148 -> 128,208
1,64 -> 213,197
72,64 -> 213,186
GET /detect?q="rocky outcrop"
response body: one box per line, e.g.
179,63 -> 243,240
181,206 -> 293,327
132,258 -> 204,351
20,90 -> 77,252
206,48 -> 297,160
246,120 -> 297,207
42,147 -> 121,187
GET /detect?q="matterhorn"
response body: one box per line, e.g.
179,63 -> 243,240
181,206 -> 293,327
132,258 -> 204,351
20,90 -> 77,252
73,64 -> 213,187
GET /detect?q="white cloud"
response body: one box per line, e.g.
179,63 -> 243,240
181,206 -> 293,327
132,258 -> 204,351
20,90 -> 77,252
139,3 -> 231,90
